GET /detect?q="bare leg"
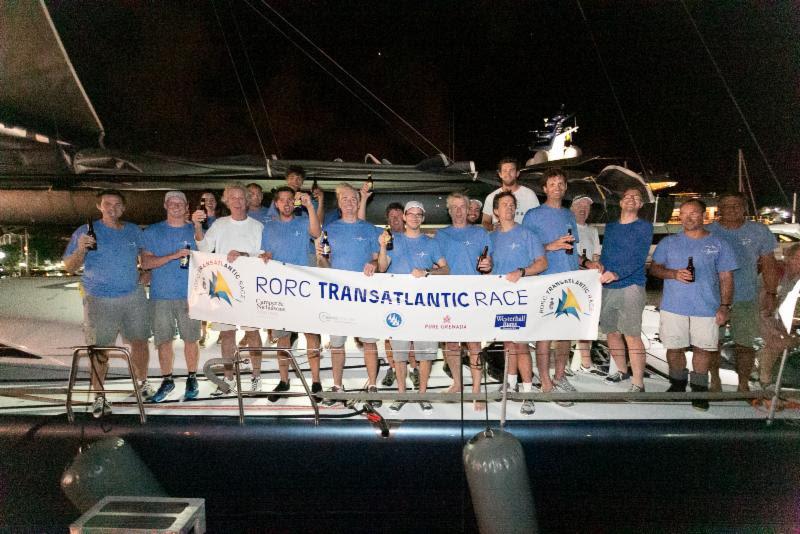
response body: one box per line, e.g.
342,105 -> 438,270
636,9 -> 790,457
305,334 -> 321,383
606,332 -> 628,375
576,340 -> 592,368
276,335 -> 291,382
184,340 -> 199,373
418,360 -> 432,394
734,345 -> 755,392
625,334 -> 646,388
219,330 -> 236,379
156,341 -> 175,375
515,342 -> 533,384
331,346 -> 345,387
708,350 -> 722,392
552,340 -> 571,381
535,340 -> 553,391
385,340 -> 395,369
445,342 -> 463,392
666,348 -> 687,373
244,330 -> 263,377
691,348 -> 711,375
396,361 -> 408,393
504,341 -> 519,385
130,339 -> 150,382
364,342 -> 379,385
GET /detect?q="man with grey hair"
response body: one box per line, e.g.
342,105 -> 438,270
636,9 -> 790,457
192,183 -> 264,396
317,183 -> 382,406
436,192 -> 492,409
141,191 -> 201,402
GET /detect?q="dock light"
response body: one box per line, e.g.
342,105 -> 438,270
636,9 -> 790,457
0,251 -> 5,260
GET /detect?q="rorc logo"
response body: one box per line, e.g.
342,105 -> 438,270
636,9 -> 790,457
385,312 -> 403,328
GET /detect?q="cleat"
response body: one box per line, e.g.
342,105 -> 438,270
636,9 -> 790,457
381,367 -> 396,387
578,364 -> 607,377
211,377 -> 237,397
91,396 -> 112,418
139,380 -> 157,400
628,383 -> 645,393
150,379 -> 175,403
321,385 -> 344,407
367,385 -> 382,408
389,399 -> 407,412
605,371 -> 631,384
250,375 -> 262,392
267,380 -> 290,403
184,376 -> 199,400
520,399 -> 536,416
419,400 -> 433,413
410,368 -> 420,389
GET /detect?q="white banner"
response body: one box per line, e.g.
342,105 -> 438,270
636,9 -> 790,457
187,251 -> 601,342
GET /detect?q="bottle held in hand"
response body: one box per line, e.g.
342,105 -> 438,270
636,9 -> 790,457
86,220 -> 98,251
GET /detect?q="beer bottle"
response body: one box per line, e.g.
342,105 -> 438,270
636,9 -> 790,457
86,220 -> 97,251
321,231 -> 331,259
580,248 -> 588,268
179,243 -> 191,269
565,227 -> 574,255
312,179 -> 319,192
293,192 -> 303,216
476,245 -> 490,274
385,227 -> 393,251
366,173 -> 373,191
686,256 -> 695,283
199,198 -> 209,230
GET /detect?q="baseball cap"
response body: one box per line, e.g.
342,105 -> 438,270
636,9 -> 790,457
571,194 -> 593,206
404,200 -> 426,214
469,199 -> 483,208
164,191 -> 187,204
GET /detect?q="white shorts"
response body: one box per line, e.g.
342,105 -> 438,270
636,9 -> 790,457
210,323 -> 259,332
659,310 -> 719,351
390,340 -> 439,361
329,336 -> 378,348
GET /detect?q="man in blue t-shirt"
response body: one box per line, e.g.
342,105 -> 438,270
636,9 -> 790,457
651,198 -> 737,410
598,188 -> 654,392
316,183 -> 382,406
63,189 -> 152,418
246,183 -> 273,224
707,192 -> 779,392
259,186 -> 322,400
436,192 -> 493,409
490,191 -> 547,415
521,168 -> 580,402
378,200 -> 450,413
141,191 -> 202,403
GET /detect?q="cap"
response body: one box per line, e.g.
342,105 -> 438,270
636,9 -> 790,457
469,198 -> 483,208
164,190 -> 187,204
571,194 -> 593,206
404,200 -> 426,214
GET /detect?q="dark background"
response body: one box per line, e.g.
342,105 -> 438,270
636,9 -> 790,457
47,0 -> 799,204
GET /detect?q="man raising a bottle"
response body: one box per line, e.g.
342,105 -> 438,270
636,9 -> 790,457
140,191 -> 202,403
650,199 -> 737,410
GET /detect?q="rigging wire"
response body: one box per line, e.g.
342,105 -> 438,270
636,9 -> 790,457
679,0 -> 787,204
243,0 -> 441,157
210,0 -> 271,167
575,0 -> 649,178
226,0 -> 282,159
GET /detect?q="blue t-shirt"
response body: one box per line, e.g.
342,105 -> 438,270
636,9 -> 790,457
387,233 -> 444,274
436,225 -> 492,275
142,221 -> 197,300
207,215 -> 218,227
522,204 -> 579,274
652,232 -> 738,317
600,219 -> 653,288
248,206 -> 274,225
261,217 -> 313,266
707,220 -> 776,302
64,220 -> 143,298
489,224 -> 545,275
324,219 -> 380,272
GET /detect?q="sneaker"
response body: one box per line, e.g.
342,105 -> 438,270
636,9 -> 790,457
367,385 -> 382,408
578,364 -> 607,377
605,371 -> 631,384
150,379 -> 175,403
251,375 -> 262,392
91,395 -> 111,418
139,380 -> 157,400
211,377 -> 237,397
410,368 -> 420,389
267,380 -> 291,403
381,367 -> 396,387
628,383 -> 645,393
184,376 -> 199,400
554,377 -> 577,392
564,366 -> 575,377
321,385 -> 344,407
199,334 -> 206,347
389,399 -> 407,412
520,399 -> 535,416
419,400 -> 433,414
552,382 -> 575,407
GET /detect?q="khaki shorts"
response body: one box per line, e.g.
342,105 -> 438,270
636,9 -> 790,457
599,285 -> 646,336
84,285 -> 150,345
151,299 -> 201,344
659,310 -> 719,350
721,300 -> 758,347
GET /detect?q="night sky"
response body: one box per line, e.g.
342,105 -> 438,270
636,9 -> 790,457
47,1 -> 798,204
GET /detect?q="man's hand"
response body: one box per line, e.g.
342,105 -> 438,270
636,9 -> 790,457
360,182 -> 373,201
599,270 -> 618,284
411,268 -> 427,278
673,268 -> 694,283
227,250 -> 247,263
299,192 -> 313,209
477,255 -> 492,273
363,263 -> 376,276
77,234 -> 96,252
505,269 -> 523,283
259,251 -> 273,264
379,230 -> 392,249
174,248 -> 191,260
715,306 -> 730,326
545,233 -> 574,252
191,209 -> 207,226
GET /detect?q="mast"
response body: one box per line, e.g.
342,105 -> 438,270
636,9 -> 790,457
738,149 -> 758,216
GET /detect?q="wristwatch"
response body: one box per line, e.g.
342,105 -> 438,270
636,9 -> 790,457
518,267 -> 526,277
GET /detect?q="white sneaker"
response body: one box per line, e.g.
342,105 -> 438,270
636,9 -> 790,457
577,364 -> 607,377
520,399 -> 535,416
91,395 -> 112,418
251,376 -> 262,392
139,380 -> 156,400
211,377 -> 237,397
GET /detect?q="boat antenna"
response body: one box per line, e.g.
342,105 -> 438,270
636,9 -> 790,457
575,0 -> 649,178
679,0 -> 788,205
210,0 -> 271,167
227,0 -> 283,159
244,0 -> 444,157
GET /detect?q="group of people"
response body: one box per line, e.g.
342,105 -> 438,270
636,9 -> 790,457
64,157 -> 786,419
